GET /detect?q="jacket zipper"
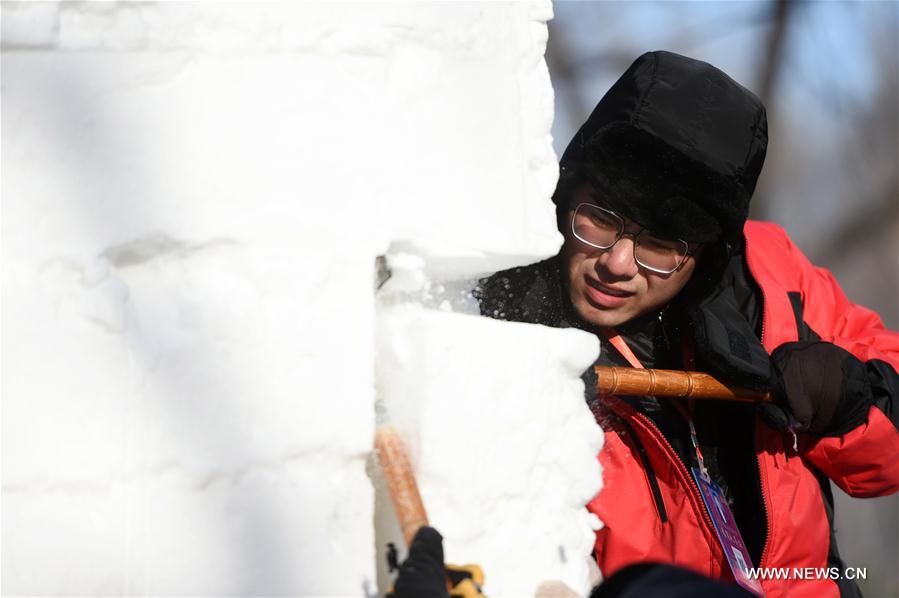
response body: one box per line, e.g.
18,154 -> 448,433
615,399 -> 777,584
755,447 -> 771,568
620,418 -> 668,523
629,410 -> 717,534
743,231 -> 772,568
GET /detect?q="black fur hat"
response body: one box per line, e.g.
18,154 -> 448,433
557,51 -> 768,244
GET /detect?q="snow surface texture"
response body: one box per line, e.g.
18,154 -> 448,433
375,283 -> 603,595
3,1 -> 603,595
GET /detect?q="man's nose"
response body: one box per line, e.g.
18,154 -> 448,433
596,237 -> 639,279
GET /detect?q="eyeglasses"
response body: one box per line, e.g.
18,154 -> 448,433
571,202 -> 694,274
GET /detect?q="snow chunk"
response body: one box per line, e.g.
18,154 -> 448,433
375,304 -> 603,595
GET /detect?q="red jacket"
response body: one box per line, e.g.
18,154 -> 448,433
587,221 -> 899,597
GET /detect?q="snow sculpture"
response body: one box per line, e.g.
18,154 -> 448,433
3,2 -> 602,595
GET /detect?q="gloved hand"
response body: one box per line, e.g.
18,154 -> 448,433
759,341 -> 872,437
387,526 -> 485,598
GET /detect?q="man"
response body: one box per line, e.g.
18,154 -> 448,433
393,51 -> 898,597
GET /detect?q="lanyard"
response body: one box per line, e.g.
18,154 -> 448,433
602,327 -> 711,481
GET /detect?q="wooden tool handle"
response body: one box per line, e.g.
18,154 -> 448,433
374,426 -> 429,546
594,366 -> 773,403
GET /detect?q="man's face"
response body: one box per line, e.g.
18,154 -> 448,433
560,183 -> 700,328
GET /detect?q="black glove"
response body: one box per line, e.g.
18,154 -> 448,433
388,527 -> 485,598
389,527 -> 450,598
759,341 -> 872,436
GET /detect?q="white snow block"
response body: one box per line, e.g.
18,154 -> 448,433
2,234 -> 378,595
3,0 -> 562,595
375,305 -> 603,596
